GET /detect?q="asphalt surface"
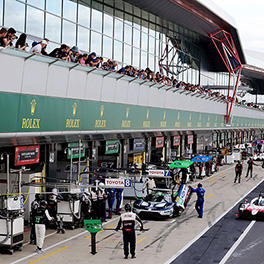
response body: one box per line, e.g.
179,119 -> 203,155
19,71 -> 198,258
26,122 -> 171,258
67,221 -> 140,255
170,177 -> 264,264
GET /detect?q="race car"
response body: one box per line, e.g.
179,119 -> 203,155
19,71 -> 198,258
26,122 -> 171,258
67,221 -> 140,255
133,184 -> 192,218
237,195 -> 264,219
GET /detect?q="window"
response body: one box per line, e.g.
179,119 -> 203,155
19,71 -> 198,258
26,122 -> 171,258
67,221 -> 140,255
141,32 -> 148,51
124,23 -> 132,44
124,44 -> 131,65
5,0 -> 25,32
103,13 -> 113,37
62,20 -> 76,47
27,0 -> 44,9
149,36 -> 155,54
26,6 -> 44,38
63,0 -> 77,22
91,8 -> 102,33
141,51 -> 147,69
149,54 -> 154,71
103,36 -> 112,59
133,29 -> 140,48
91,31 -> 102,55
78,26 -> 89,52
114,40 -> 122,62
45,13 -> 61,43
133,48 -> 139,68
0,0 -> 3,26
114,19 -> 123,41
78,1 -> 90,28
46,0 -> 61,16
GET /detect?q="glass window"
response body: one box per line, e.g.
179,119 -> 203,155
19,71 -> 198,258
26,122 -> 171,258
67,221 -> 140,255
142,10 -> 149,20
103,13 -> 113,37
141,32 -> 148,51
114,19 -> 123,41
104,0 -> 114,6
133,48 -> 139,68
63,0 -> 77,22
78,26 -> 89,52
124,2 -> 132,13
91,8 -> 102,33
114,40 -> 122,62
78,1 -> 90,28
104,6 -> 113,16
91,31 -> 102,55
26,7 -> 44,38
133,6 -> 141,17
62,20 -> 76,47
0,0 -> 3,26
124,24 -> 132,45
46,13 -> 61,43
103,36 -> 112,59
133,29 -> 140,48
124,13 -> 132,26
156,39 -> 160,56
141,51 -> 147,69
46,41 -> 59,54
142,20 -> 148,34
46,0 -> 61,16
149,36 -> 155,54
155,56 -> 159,72
149,54 -> 154,71
5,0 -> 25,32
124,44 -> 131,65
27,0 -> 44,9
133,17 -> 140,30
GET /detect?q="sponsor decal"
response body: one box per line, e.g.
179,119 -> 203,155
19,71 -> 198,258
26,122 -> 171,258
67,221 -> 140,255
156,137 -> 164,148
15,145 -> 40,166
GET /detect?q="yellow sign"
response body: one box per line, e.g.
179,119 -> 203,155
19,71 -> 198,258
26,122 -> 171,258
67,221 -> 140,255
30,99 -> 36,115
95,105 -> 106,128
22,99 -> 41,129
121,108 -> 131,128
72,102 -> 77,117
65,102 -> 80,128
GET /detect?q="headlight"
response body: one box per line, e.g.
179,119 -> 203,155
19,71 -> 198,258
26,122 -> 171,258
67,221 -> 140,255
141,201 -> 149,207
155,202 -> 166,208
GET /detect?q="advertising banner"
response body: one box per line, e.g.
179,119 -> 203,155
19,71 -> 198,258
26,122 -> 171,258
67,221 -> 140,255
173,136 -> 181,146
148,170 -> 170,177
105,140 -> 120,154
187,135 -> 194,144
105,178 -> 132,188
15,145 -> 40,166
67,142 -> 87,159
133,138 -> 145,152
156,137 -> 164,148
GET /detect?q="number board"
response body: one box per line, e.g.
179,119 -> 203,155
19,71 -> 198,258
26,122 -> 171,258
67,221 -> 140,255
84,219 -> 103,233
124,179 -> 132,187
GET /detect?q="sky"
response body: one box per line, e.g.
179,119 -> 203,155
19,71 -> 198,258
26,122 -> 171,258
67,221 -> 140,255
201,0 -> 264,67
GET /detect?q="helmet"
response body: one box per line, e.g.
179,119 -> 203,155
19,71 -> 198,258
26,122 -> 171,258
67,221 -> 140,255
198,183 -> 203,188
40,200 -> 48,208
35,193 -> 43,201
52,188 -> 58,196
125,203 -> 132,212
98,182 -> 105,190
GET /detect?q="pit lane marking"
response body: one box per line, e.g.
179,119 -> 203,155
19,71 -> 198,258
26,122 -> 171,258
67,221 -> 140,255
208,177 -> 217,182
219,220 -> 256,264
28,246 -> 68,264
137,237 -> 147,244
206,194 -> 213,198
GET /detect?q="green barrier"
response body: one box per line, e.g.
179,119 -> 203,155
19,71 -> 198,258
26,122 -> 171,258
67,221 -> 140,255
84,219 -> 103,254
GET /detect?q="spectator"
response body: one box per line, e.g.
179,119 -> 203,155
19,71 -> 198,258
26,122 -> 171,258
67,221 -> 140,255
69,46 -> 79,63
94,56 -> 103,68
41,38 -> 49,56
85,52 -> 97,67
0,27 -> 8,47
15,33 -> 28,51
49,44 -> 68,59
30,40 -> 48,55
1,27 -> 17,47
79,53 -> 88,65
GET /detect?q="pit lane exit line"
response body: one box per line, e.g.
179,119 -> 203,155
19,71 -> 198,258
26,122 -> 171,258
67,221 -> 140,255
137,237 -> 147,244
164,179 -> 264,264
219,220 -> 256,264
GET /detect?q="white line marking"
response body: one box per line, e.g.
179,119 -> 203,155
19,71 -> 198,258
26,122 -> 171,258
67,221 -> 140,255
169,219 -> 176,224
219,220 -> 256,264
163,178 -> 264,264
11,217 -> 118,264
23,231 -> 57,246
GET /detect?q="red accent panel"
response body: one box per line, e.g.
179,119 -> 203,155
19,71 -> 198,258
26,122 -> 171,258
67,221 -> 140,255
15,145 -> 40,166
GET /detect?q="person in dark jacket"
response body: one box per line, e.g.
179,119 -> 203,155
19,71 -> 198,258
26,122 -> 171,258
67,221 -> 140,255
246,158 -> 258,178
191,183 -> 205,218
234,161 -> 243,183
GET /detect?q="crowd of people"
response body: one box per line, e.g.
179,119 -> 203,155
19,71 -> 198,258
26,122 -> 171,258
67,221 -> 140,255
0,26 -> 262,110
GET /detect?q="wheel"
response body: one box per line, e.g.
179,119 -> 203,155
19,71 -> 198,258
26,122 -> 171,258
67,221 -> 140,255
8,249 -> 14,255
70,225 -> 75,230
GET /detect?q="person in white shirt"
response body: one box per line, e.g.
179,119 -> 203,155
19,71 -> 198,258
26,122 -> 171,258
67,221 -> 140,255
142,177 -> 156,195
30,40 -> 48,55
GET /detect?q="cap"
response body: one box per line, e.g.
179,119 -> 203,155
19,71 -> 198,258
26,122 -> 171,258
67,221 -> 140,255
90,52 -> 96,57
71,46 -> 79,52
42,40 -> 48,45
198,183 -> 202,188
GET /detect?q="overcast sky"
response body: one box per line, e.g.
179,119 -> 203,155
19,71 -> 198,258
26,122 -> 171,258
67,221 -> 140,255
204,0 -> 264,67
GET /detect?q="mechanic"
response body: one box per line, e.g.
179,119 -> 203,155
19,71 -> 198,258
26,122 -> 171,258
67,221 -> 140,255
180,167 -> 188,184
115,203 -> 143,259
97,182 -> 107,222
30,194 -> 42,244
191,183 -> 205,218
34,200 -> 54,254
246,158 -> 258,178
106,188 -> 115,219
142,176 -> 156,194
234,161 -> 243,183
81,192 -> 92,222
116,188 -> 123,215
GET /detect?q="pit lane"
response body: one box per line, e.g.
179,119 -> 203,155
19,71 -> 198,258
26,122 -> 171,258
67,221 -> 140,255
2,163 -> 263,264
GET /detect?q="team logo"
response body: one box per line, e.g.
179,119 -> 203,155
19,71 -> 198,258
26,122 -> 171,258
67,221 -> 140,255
30,99 -> 37,116
146,109 -> 150,120
100,105 -> 104,118
163,111 -> 166,120
72,102 -> 77,117
126,108 -> 129,119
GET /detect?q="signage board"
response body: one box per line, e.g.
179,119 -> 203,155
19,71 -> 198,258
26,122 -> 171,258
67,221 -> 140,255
187,135 -> 194,144
148,170 -> 170,177
105,178 -> 132,188
156,137 -> 164,148
67,142 -> 87,159
84,219 -> 103,233
173,136 -> 180,146
105,140 -> 120,154
133,138 -> 145,152
15,145 -> 40,166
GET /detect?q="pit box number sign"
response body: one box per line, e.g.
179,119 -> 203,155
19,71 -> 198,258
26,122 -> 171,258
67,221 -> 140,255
84,219 -> 103,233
